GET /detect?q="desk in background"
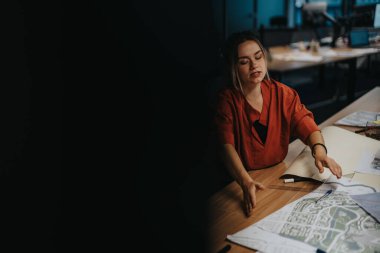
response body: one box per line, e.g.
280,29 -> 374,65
267,45 -> 380,103
207,86 -> 380,253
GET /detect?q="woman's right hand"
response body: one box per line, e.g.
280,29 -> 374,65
242,180 -> 265,217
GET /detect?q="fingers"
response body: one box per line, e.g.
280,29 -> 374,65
242,180 -> 267,217
336,165 -> 342,178
245,201 -> 252,216
250,187 -> 257,209
243,182 -> 262,217
255,181 -> 266,190
244,193 -> 253,216
327,159 -> 342,178
244,190 -> 255,216
315,160 -> 324,174
316,157 -> 342,179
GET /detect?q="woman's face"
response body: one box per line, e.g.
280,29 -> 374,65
236,40 -> 267,87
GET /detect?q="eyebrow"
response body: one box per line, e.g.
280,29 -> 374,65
238,49 -> 263,59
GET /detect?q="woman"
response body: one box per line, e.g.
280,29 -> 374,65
214,31 -> 342,216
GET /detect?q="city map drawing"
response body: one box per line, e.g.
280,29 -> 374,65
228,178 -> 380,253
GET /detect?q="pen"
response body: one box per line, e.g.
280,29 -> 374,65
315,189 -> 332,203
217,244 -> 231,253
284,178 -> 307,183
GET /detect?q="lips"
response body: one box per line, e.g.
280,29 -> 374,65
250,71 -> 261,78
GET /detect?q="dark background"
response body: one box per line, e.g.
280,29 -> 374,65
95,1 -> 224,253
122,1 -> 223,253
1,0 -> 62,252
0,0 -> 221,252
3,0 -> 378,252
67,1 -> 222,253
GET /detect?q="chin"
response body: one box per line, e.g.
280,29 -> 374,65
252,77 -> 264,84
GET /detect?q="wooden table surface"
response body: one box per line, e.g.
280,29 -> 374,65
267,46 -> 380,73
207,86 -> 380,253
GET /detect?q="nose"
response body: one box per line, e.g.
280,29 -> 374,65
250,61 -> 257,69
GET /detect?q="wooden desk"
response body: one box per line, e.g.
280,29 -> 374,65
267,46 -> 380,102
207,87 -> 380,253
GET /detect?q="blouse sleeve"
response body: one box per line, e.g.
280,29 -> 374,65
214,92 -> 235,146
290,91 -> 320,144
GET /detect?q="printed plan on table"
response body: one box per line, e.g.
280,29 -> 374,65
227,177 -> 380,253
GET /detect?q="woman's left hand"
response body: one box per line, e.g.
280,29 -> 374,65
314,153 -> 342,179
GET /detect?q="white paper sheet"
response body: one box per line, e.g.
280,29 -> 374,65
352,172 -> 380,190
227,177 -> 379,253
227,226 -> 317,253
355,150 -> 380,175
283,126 -> 380,181
334,111 -> 380,127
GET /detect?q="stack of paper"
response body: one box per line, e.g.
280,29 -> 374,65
282,126 -> 380,182
334,111 -> 380,127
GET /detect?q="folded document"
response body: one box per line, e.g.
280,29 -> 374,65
282,126 -> 380,181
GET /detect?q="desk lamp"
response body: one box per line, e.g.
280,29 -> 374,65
302,2 -> 342,48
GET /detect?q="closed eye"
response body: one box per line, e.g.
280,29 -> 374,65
239,59 -> 249,65
255,53 -> 262,60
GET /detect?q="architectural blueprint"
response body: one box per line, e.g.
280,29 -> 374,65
228,178 -> 380,253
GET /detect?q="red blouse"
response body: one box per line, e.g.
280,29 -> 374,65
215,79 -> 319,170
